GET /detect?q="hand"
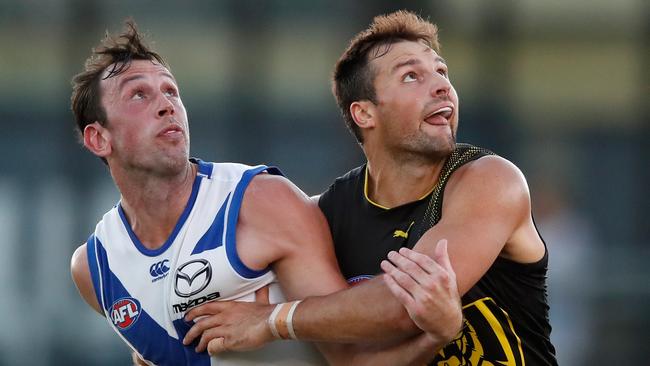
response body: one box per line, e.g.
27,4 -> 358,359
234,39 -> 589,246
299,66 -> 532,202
182,286 -> 275,355
380,239 -> 463,345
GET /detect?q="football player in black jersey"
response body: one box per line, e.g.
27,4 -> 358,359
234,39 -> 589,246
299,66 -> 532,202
186,10 -> 556,365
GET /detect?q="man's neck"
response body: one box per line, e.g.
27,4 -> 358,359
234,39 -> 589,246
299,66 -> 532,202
113,162 -> 197,250
365,150 -> 446,209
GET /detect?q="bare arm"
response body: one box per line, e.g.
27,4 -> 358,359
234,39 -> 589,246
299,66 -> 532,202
184,174 -> 458,363
272,156 -> 536,342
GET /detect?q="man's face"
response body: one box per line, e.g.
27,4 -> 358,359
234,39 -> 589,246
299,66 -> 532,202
369,40 -> 458,160
98,59 -> 189,175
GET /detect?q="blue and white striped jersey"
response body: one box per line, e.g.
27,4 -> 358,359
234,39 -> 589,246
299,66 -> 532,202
86,159 -> 326,365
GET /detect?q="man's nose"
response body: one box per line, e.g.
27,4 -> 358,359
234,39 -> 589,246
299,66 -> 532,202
430,75 -> 451,98
157,94 -> 175,117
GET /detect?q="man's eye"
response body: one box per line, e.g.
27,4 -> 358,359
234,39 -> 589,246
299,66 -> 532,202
164,89 -> 178,97
403,73 -> 418,83
132,91 -> 145,100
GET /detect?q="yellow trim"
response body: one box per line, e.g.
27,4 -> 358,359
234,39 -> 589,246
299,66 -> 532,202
504,305 -> 526,366
363,166 -> 437,210
363,167 -> 390,209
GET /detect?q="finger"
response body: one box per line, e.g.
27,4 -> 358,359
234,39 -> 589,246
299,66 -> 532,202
397,247 -> 442,275
183,315 -> 222,345
381,265 -> 415,308
207,336 -> 227,356
196,327 -> 225,353
387,250 -> 429,286
185,301 -> 225,322
382,254 -> 423,296
255,285 -> 270,304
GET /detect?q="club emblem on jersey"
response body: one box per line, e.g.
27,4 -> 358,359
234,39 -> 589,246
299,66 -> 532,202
433,297 -> 524,365
347,275 -> 374,286
111,297 -> 141,330
175,259 -> 212,297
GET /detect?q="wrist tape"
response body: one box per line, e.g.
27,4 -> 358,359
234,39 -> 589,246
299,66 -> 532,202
268,300 -> 301,340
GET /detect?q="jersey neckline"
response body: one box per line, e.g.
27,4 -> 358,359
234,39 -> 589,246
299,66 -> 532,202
362,164 -> 437,210
117,160 -> 210,257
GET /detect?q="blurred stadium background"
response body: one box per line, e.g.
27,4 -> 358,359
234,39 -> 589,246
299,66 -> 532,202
0,0 -> 647,364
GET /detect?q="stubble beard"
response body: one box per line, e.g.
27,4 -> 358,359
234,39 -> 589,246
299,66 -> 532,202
393,127 -> 456,164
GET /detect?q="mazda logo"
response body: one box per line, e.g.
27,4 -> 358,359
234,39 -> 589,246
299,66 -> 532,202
174,259 -> 212,298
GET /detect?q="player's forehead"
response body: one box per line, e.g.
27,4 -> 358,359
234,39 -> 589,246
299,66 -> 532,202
372,40 -> 442,73
100,60 -> 176,91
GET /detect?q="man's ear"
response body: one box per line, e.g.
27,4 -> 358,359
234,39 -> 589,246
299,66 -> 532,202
350,100 -> 376,131
83,122 -> 112,158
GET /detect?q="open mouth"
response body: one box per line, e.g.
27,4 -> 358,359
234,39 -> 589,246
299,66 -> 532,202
424,106 -> 453,125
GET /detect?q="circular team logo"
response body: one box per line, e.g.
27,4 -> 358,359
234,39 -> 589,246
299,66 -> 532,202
347,275 -> 374,286
175,259 -> 212,297
110,297 -> 141,330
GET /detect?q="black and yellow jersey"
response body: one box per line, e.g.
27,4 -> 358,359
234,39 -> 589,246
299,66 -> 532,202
318,143 -> 557,366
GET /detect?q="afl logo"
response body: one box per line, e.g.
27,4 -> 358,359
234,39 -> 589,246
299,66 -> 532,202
347,275 -> 374,286
111,297 -> 141,330
175,259 -> 212,298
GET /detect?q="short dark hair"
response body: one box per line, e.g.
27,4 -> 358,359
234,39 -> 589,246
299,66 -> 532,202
70,19 -> 168,139
332,10 -> 440,143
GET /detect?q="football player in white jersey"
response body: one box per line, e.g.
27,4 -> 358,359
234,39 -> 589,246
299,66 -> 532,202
69,20 -> 462,365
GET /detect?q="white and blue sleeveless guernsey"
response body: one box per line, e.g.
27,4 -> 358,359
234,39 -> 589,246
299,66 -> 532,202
86,159 -> 327,365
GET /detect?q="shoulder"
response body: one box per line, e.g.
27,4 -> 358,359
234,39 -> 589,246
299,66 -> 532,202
318,165 -> 365,210
445,155 -> 530,217
70,242 -> 88,280
450,155 -> 528,195
241,173 -> 325,233
245,173 -> 312,211
70,242 -> 103,315
238,172 -> 335,267
327,165 -> 365,193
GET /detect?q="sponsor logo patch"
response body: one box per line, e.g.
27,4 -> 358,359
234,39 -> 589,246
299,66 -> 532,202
175,259 -> 212,297
150,259 -> 170,282
111,297 -> 141,330
347,275 -> 374,286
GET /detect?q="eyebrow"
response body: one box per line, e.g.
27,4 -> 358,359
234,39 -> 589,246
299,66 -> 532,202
391,56 -> 447,74
117,71 -> 177,92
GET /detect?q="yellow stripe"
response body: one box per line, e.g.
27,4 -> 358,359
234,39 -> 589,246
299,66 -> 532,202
469,297 -> 524,366
363,166 -> 436,210
504,307 -> 526,365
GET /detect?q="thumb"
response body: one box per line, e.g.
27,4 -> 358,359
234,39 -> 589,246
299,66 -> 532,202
254,285 -> 270,304
434,239 -> 454,272
207,337 -> 226,356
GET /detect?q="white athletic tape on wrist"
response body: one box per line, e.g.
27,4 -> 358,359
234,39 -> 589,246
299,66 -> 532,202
286,300 -> 302,340
268,303 -> 284,340
267,301 -> 302,340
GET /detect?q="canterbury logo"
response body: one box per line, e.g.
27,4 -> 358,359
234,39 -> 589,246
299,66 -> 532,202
393,221 -> 415,239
